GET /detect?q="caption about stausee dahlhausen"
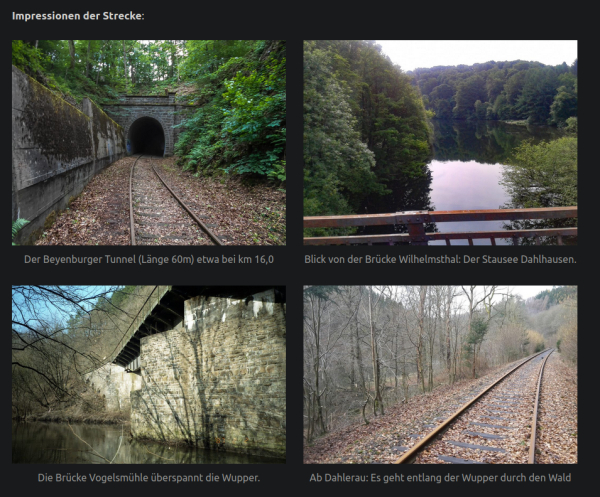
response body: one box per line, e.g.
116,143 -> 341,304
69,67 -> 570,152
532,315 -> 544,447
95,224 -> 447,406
305,254 -> 575,265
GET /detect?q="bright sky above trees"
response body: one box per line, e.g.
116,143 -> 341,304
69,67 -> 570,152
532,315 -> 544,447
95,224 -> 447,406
376,40 -> 578,72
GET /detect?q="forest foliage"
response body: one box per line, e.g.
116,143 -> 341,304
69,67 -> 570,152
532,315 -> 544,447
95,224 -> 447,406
303,41 -> 432,231
175,40 -> 286,178
499,129 -> 577,244
12,40 -> 286,180
12,285 -> 152,421
412,59 -> 577,125
304,285 -> 577,442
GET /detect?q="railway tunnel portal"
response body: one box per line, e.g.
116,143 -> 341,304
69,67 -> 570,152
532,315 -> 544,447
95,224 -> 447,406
127,116 -> 165,156
103,93 -> 194,157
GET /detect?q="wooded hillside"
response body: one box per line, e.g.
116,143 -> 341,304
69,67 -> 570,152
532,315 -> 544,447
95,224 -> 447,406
12,40 -> 286,180
303,285 -> 577,442
303,41 -> 432,231
411,59 -> 577,124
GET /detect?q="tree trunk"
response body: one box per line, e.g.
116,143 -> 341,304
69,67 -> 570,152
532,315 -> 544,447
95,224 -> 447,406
416,286 -> 427,392
86,41 -> 91,78
445,287 -> 453,383
355,314 -> 366,392
169,41 -> 175,79
368,287 -> 383,415
68,40 -> 75,70
123,40 -> 127,82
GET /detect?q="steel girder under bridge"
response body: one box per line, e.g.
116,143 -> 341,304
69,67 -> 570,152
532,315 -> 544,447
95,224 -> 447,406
107,286 -> 285,374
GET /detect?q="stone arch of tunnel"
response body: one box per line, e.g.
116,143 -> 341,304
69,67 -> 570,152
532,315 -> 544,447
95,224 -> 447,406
127,116 -> 165,156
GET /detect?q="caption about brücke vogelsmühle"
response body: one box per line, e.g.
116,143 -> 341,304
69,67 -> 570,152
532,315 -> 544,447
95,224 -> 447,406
38,473 -> 258,484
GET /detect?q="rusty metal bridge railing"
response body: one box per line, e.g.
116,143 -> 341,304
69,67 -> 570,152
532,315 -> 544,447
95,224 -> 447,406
303,207 -> 577,246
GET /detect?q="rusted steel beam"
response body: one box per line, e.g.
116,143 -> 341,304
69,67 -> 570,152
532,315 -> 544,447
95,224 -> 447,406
116,347 -> 136,363
303,207 -> 577,228
304,212 -> 400,228
427,207 -> 577,223
304,228 -> 577,245
407,215 -> 427,246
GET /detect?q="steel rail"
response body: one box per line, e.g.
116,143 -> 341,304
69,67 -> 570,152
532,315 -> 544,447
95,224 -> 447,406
129,155 -> 223,246
393,348 -> 552,464
129,154 -> 144,246
529,349 -> 554,464
150,159 -> 223,246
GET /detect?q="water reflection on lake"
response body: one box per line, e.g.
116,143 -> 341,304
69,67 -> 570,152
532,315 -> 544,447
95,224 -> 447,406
429,159 -> 508,245
12,422 -> 285,464
361,120 -> 565,245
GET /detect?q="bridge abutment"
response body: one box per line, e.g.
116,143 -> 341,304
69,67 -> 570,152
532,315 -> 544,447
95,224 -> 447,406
85,364 -> 142,412
130,289 -> 286,459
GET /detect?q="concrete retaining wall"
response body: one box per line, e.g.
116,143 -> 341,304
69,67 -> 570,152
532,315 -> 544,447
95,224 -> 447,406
12,65 -> 126,243
131,289 -> 286,459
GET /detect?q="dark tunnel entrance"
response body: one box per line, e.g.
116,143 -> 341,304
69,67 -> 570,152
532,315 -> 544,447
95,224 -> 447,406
127,117 -> 165,156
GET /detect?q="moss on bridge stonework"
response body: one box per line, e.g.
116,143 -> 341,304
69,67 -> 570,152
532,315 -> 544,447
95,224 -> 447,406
130,289 -> 286,459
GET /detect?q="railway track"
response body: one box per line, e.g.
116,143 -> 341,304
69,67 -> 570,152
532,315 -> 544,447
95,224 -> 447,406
129,155 -> 224,245
393,349 -> 553,464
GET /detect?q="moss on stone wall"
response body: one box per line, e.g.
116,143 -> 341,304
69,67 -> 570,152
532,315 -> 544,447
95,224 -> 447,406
20,72 -> 92,163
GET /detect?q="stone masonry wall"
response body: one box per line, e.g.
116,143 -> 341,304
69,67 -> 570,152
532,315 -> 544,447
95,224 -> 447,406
85,364 -> 142,413
12,65 -> 126,243
103,95 -> 196,157
131,289 -> 286,459
104,95 -> 174,156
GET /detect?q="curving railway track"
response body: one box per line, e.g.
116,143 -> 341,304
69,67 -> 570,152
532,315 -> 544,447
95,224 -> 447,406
393,349 -> 553,464
129,155 -> 224,246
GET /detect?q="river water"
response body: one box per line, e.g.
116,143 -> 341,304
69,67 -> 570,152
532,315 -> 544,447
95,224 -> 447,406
12,422 -> 285,464
361,120 -> 564,245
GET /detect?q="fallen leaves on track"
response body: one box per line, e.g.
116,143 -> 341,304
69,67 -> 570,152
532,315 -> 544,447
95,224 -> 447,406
35,156 -> 286,246
535,354 -> 577,464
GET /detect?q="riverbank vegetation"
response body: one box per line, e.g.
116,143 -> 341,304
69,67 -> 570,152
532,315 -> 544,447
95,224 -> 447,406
12,286 -> 151,423
411,59 -> 577,125
12,40 -> 286,181
303,285 -> 576,442
500,120 -> 577,243
303,41 -> 432,234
